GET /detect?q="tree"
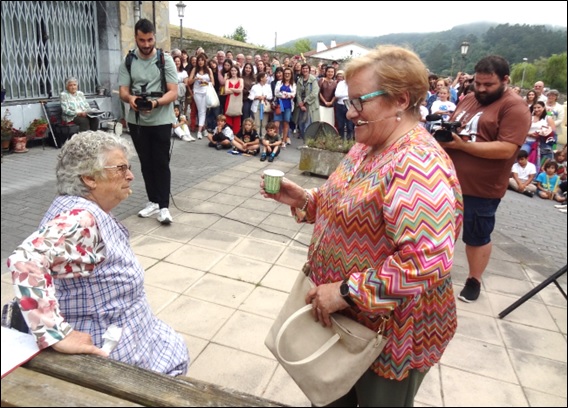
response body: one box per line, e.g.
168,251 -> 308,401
224,26 -> 247,43
544,53 -> 567,93
294,39 -> 312,54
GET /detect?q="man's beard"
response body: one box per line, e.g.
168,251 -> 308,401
138,46 -> 154,56
475,84 -> 505,106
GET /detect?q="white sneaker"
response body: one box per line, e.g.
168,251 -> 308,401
197,132 -> 203,140
138,202 -> 159,218
157,208 -> 173,224
202,130 -> 209,139
559,208 -> 567,213
182,135 -> 196,142
554,204 -> 566,209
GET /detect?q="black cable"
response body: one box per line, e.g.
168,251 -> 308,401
165,115 -> 308,247
168,193 -> 309,247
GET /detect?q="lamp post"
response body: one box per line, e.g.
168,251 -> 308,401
521,57 -> 528,90
176,1 -> 186,50
460,41 -> 469,72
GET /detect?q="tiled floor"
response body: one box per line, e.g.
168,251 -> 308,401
1,158 -> 566,407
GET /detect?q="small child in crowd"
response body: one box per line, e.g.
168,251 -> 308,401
260,122 -> 282,162
509,150 -> 537,197
535,161 -> 560,200
232,118 -> 260,155
172,104 -> 195,142
207,114 -> 234,150
430,86 -> 456,121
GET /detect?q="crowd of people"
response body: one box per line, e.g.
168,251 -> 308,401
164,46 -> 367,162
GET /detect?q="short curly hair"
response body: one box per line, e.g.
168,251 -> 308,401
56,131 -> 133,197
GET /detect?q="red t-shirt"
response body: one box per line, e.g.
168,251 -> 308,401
447,89 -> 531,198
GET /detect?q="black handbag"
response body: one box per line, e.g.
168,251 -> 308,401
1,298 -> 29,333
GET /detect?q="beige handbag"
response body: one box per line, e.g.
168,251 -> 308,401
264,266 -> 388,407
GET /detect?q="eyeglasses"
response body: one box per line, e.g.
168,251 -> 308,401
344,90 -> 386,112
103,164 -> 132,176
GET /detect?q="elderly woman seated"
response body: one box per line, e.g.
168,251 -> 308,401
8,131 -> 189,376
60,77 -> 100,131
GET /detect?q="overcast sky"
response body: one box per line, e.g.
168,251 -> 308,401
169,1 -> 567,48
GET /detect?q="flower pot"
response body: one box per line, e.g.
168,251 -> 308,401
1,138 -> 10,151
11,135 -> 28,153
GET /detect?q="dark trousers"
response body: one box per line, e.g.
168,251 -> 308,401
335,104 -> 354,139
319,368 -> 428,407
73,116 -> 99,132
129,123 -> 172,209
207,105 -> 221,131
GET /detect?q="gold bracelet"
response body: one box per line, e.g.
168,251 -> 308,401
300,190 -> 309,211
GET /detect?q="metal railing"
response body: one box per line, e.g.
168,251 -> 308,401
1,1 -> 99,102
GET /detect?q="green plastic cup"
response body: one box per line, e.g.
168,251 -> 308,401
263,169 -> 284,194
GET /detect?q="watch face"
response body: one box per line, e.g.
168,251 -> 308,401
340,282 -> 349,297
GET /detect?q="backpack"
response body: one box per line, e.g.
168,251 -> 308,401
125,48 -> 167,94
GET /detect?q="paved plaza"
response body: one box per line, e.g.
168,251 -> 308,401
1,132 -> 566,406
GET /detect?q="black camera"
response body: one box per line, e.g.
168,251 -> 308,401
426,114 -> 461,142
133,83 -> 163,110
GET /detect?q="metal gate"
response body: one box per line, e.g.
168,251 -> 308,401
1,1 -> 99,102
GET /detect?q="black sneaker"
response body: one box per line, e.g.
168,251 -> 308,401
260,153 -> 267,162
522,190 -> 534,198
268,154 -> 274,162
458,277 -> 481,303
215,144 -> 223,150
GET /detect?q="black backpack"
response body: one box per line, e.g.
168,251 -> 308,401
125,48 -> 167,94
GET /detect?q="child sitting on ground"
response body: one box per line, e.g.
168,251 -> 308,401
509,150 -> 537,197
232,118 -> 260,155
535,161 -> 560,200
540,147 -> 567,181
207,114 -> 234,150
260,122 -> 282,162
172,104 -> 195,142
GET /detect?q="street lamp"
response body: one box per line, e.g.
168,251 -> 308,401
460,41 -> 469,72
521,58 -> 528,90
176,1 -> 186,50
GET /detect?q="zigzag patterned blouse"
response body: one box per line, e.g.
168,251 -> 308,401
296,125 -> 463,380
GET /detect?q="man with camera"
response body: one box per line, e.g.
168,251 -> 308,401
439,55 -> 531,303
118,19 -> 178,225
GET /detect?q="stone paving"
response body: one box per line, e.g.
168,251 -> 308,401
1,132 -> 566,406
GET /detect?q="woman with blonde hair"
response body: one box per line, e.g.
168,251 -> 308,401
261,45 -> 462,406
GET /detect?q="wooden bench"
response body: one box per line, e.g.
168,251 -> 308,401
1,349 -> 286,407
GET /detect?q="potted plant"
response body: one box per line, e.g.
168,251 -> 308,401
26,118 -> 49,140
299,122 -> 356,177
1,109 -> 13,151
11,127 -> 28,153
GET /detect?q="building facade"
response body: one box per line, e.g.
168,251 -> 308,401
1,1 -> 172,130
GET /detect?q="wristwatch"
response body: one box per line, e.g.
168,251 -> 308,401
340,279 -> 357,307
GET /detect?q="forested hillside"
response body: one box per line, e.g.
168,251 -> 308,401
282,23 -> 567,76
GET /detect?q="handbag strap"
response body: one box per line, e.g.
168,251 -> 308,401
275,305 -> 340,366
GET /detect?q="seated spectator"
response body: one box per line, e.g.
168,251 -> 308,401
535,161 -> 560,200
172,104 -> 195,142
60,77 -> 100,131
260,121 -> 281,162
7,131 -> 189,376
232,118 -> 260,155
540,147 -> 567,181
554,180 -> 567,203
509,150 -> 537,197
207,114 -> 234,150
